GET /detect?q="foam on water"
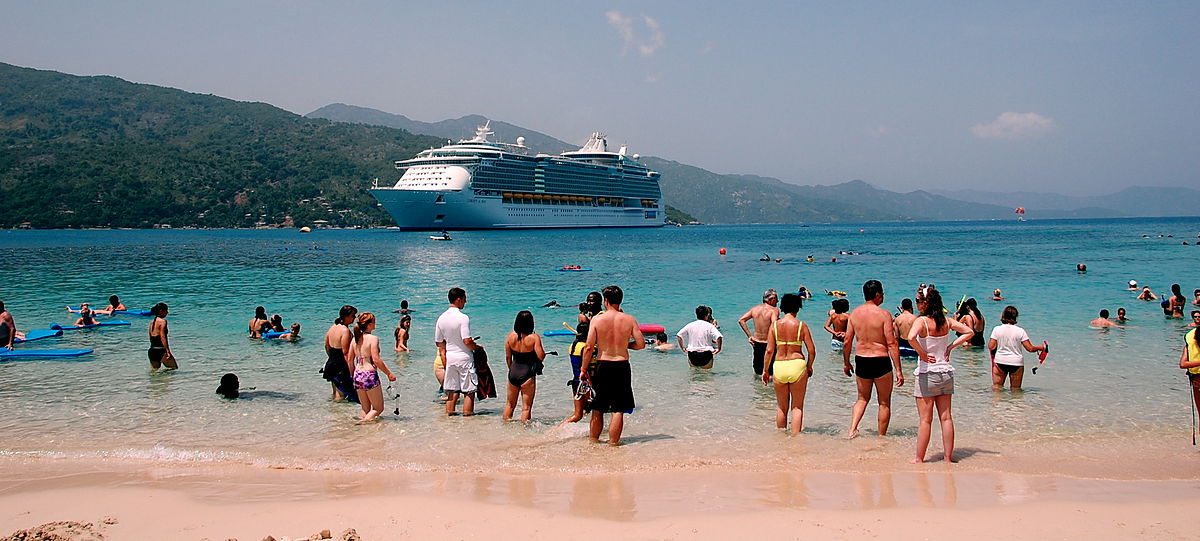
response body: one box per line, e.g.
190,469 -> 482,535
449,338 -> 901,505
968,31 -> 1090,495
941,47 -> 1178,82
0,218 -> 1198,476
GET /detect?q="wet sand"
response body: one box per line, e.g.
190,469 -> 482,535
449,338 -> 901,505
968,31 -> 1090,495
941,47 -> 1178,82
2,456 -> 1198,540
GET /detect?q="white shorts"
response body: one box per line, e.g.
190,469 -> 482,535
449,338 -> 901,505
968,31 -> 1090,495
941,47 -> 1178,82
915,371 -> 954,398
443,360 -> 478,393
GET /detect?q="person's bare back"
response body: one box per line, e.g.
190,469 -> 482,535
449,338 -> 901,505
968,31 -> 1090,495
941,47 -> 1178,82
739,301 -> 779,343
847,303 -> 897,357
894,311 -> 917,342
587,310 -> 645,361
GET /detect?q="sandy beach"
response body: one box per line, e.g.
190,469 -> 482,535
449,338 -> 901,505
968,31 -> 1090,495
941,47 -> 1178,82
2,456 -> 1198,540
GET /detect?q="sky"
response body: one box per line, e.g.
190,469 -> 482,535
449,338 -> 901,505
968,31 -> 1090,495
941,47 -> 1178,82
2,1 -> 1197,195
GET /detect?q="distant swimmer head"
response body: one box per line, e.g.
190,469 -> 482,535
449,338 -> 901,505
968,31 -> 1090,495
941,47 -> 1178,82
217,373 -> 240,399
832,298 -> 850,314
656,332 -> 669,342
109,295 -> 120,306
400,300 -> 409,310
255,306 -> 267,320
1117,308 -> 1127,318
993,289 -> 1002,297
290,323 -> 301,335
1099,309 -> 1110,318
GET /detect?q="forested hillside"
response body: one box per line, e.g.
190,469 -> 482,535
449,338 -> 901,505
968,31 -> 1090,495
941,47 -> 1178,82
0,62 -> 442,228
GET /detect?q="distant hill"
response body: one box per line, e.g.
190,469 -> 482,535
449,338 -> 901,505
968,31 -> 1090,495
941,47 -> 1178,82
932,186 -> 1200,218
646,158 -> 900,223
0,63 -> 442,228
307,104 -> 577,155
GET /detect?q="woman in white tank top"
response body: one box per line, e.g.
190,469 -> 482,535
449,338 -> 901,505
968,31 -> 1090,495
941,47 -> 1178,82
906,289 -> 974,464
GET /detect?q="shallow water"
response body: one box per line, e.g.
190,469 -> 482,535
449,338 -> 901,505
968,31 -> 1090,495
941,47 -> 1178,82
0,218 -> 1198,476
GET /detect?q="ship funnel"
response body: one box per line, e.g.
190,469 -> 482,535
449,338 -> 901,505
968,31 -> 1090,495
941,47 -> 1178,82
618,144 -> 628,156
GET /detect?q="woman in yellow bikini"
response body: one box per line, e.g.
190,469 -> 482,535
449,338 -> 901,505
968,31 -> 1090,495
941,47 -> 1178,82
763,293 -> 817,435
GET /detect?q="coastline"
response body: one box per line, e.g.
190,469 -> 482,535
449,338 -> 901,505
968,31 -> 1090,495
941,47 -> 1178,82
2,456 -> 1198,540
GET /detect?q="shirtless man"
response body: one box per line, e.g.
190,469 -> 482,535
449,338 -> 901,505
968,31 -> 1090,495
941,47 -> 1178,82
1090,309 -> 1124,328
738,289 -> 780,377
0,300 -> 18,350
1136,287 -> 1158,301
582,285 -> 646,445
841,280 -> 903,438
894,298 -> 919,358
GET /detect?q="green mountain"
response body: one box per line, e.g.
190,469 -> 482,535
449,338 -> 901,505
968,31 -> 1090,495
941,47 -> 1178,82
308,104 -> 577,155
0,62 -> 442,228
645,158 -> 900,223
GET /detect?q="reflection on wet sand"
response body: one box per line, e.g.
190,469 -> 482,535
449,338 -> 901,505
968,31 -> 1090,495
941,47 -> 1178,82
570,474 -> 635,521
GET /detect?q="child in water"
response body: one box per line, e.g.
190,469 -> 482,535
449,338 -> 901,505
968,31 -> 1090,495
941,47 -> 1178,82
564,322 -> 591,423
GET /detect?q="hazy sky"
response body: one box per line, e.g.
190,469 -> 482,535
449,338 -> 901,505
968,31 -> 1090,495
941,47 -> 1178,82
2,1 -> 1197,195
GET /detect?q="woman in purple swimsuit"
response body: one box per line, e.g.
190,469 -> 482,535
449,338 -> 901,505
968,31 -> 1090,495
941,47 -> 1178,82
352,312 -> 396,423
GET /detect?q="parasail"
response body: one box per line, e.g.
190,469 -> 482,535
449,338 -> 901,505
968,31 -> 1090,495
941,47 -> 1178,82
1015,207 -> 1026,215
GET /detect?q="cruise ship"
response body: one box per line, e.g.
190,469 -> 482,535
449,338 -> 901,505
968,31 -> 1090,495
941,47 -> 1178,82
370,122 -> 664,229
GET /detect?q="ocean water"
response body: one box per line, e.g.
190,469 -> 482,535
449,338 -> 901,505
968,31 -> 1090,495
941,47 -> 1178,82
1,218 -> 1198,477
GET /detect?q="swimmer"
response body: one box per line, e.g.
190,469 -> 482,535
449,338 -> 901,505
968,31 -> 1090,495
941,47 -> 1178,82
1189,310 -> 1200,328
1089,309 -> 1124,328
1116,307 -> 1129,323
249,306 -> 269,338
73,303 -> 98,326
1167,284 -> 1186,318
1136,287 -> 1158,301
216,373 -> 240,399
831,257 -> 838,263
774,258 -> 782,263
1077,263 -> 1087,273
759,253 -> 771,262
542,300 -> 563,308
1128,280 -> 1139,290
96,295 -> 127,315
824,298 -> 850,350
1193,289 -> 1200,306
392,299 -> 414,314
806,255 -> 814,262
653,332 -> 677,352
797,286 -> 812,300
991,289 -> 1004,301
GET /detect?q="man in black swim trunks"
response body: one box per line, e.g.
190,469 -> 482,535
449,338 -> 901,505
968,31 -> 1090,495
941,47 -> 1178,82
738,289 -> 780,377
841,280 -> 903,439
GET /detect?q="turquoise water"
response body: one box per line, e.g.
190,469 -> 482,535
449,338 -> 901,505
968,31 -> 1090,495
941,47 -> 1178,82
0,218 -> 1198,475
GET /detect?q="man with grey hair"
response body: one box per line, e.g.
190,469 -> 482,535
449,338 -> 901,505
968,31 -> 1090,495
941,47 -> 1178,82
738,288 -> 780,377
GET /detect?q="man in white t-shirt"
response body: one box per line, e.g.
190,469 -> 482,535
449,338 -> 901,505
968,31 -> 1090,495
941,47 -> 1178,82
988,305 -> 1046,391
676,305 -> 723,369
435,287 -> 479,415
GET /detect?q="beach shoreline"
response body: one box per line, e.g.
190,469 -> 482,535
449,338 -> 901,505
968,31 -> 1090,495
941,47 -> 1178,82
2,456 -> 1198,540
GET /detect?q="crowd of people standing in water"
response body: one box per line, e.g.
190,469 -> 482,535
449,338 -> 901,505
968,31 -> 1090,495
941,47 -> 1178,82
5,265 -> 1194,464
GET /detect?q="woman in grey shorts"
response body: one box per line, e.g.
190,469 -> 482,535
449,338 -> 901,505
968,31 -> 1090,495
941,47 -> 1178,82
907,289 -> 974,463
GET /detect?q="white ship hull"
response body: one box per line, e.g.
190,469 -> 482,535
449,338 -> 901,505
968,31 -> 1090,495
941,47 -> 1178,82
371,188 -> 664,230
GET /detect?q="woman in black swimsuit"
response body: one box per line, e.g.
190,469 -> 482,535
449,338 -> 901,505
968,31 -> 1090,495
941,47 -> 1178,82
148,303 -> 177,371
503,310 -> 546,422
